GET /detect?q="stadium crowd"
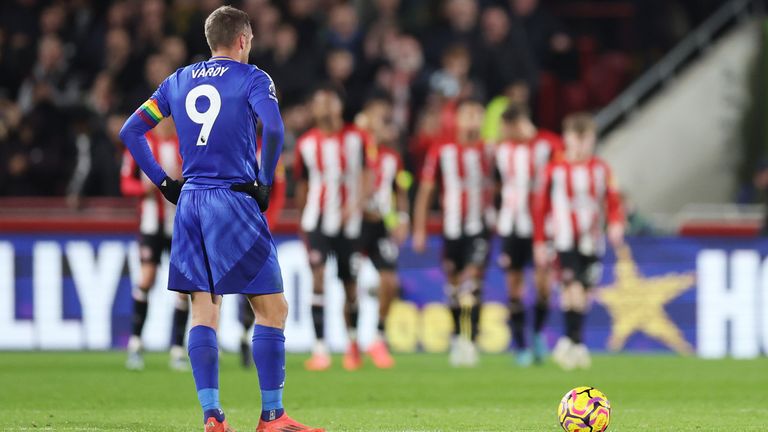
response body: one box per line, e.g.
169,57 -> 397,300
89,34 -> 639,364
0,0 -> 723,199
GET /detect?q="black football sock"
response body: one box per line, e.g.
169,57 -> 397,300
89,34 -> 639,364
563,310 -> 577,343
533,300 -> 549,334
131,297 -> 149,337
470,303 -> 481,342
346,303 -> 359,340
311,304 -> 325,340
570,311 -> 585,344
171,306 -> 189,347
509,298 -> 526,349
451,306 -> 462,337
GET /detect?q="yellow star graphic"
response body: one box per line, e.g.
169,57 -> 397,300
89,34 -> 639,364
596,245 -> 695,354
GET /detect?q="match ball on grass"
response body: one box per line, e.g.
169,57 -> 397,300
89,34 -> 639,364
557,386 -> 611,432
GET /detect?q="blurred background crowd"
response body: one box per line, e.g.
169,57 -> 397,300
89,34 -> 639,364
0,0 -> 724,200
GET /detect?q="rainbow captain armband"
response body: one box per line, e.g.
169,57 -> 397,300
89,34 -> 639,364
136,98 -> 165,126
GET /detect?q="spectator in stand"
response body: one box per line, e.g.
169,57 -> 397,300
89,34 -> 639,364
325,48 -> 366,120
282,0 -> 321,51
256,23 -> 316,108
39,4 -> 69,40
378,34 -> 429,137
66,107 -> 122,203
0,99 -> 23,195
133,0 -> 171,60
124,54 -> 174,114
428,44 -> 485,141
162,35 -> 189,69
361,0 -> 402,29
423,0 -> 482,69
103,28 -> 142,102
251,3 -> 281,59
106,0 -> 135,29
182,0 -> 224,60
509,0 -> 579,81
6,81 -> 75,196
85,72 -> 115,119
477,6 -> 537,98
17,35 -> 81,114
326,2 -> 364,57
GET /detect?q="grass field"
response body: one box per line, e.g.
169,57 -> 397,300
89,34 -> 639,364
2,352 -> 767,431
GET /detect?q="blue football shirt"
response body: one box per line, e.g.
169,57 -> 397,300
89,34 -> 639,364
137,56 -> 278,189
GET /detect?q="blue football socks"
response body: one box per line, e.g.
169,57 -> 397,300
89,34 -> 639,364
188,325 -> 222,423
252,325 -> 286,422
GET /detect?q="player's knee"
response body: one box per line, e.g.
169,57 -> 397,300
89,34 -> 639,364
571,286 -> 588,311
344,282 -> 358,305
132,286 -> 150,301
261,298 -> 288,329
191,309 -> 219,329
379,271 -> 397,291
312,269 -> 325,293
535,289 -> 550,304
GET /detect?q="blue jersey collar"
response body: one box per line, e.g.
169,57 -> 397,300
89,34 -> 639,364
209,55 -> 237,62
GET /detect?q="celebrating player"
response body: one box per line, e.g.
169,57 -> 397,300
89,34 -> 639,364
294,85 -> 373,371
533,112 -> 625,370
121,116 -> 190,372
413,97 -> 491,367
355,92 -> 411,369
119,6 -> 323,432
493,104 -> 564,366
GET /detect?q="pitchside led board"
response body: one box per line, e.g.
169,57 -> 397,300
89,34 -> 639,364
1,234 -> 767,359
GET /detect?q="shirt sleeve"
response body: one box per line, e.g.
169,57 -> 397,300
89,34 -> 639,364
248,68 -> 284,186
253,98 -> 284,186
118,77 -> 172,186
247,68 -> 278,106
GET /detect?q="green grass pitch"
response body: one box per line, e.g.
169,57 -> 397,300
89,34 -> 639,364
3,352 -> 767,431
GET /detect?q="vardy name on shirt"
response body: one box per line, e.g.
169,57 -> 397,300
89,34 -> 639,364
191,66 -> 229,79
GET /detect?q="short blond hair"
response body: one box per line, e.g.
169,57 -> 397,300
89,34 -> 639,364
204,6 -> 251,51
563,112 -> 597,135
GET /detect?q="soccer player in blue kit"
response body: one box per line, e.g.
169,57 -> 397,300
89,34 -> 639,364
119,6 -> 324,432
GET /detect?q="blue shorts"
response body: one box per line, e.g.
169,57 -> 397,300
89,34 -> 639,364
168,187 -> 283,296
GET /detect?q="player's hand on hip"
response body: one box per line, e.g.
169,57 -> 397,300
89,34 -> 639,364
230,181 -> 271,212
158,177 -> 185,205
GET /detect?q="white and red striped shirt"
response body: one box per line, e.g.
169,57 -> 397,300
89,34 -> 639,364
495,130 -> 564,237
295,125 -> 370,238
121,131 -> 181,236
534,157 -> 624,256
421,140 -> 489,239
367,145 -> 403,217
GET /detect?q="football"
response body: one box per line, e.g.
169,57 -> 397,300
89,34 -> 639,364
558,386 -> 611,432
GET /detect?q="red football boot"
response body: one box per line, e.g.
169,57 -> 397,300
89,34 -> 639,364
342,341 -> 363,371
367,339 -> 395,369
304,351 -> 331,371
256,413 -> 325,432
204,416 -> 235,432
